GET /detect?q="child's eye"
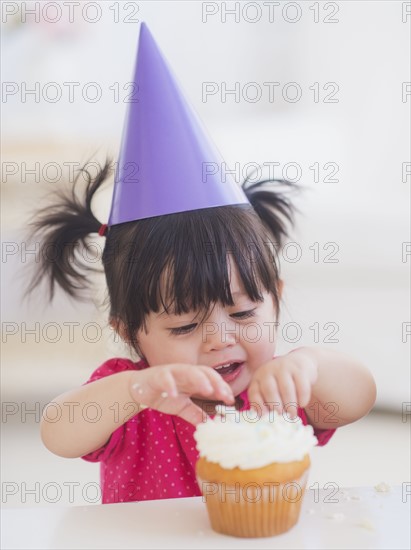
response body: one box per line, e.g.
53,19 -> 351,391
231,308 -> 257,320
168,309 -> 257,336
169,324 -> 197,336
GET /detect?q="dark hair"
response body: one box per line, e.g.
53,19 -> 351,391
25,160 -> 297,356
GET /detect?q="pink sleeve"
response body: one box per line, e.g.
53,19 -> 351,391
298,407 -> 337,447
84,357 -> 138,384
81,357 -> 144,463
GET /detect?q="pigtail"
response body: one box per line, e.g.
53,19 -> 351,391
24,160 -> 112,302
242,177 -> 298,246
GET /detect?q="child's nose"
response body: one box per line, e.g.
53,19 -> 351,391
202,319 -> 239,351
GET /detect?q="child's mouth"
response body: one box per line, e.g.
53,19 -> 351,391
214,362 -> 244,382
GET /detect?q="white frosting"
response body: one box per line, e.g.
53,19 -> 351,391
194,405 -> 318,469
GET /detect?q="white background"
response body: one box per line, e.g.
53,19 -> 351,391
2,0 -> 409,407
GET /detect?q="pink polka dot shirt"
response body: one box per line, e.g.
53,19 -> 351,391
82,358 -> 336,504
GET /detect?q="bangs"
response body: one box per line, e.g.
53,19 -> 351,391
104,205 -> 280,339
155,233 -> 266,320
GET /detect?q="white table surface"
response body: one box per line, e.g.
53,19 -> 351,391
1,486 -> 409,550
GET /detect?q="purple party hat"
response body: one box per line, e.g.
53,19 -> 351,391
107,22 -> 249,226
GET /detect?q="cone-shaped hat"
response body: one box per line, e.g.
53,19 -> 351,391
108,23 -> 249,226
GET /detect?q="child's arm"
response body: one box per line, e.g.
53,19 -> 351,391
292,347 -> 377,429
41,365 -> 234,459
248,347 -> 377,430
41,371 -> 138,459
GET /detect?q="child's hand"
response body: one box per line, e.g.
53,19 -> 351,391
247,350 -> 319,418
129,364 -> 235,426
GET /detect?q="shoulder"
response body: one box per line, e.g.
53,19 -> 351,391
84,357 -> 149,384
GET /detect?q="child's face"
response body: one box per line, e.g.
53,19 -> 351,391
136,261 -> 279,399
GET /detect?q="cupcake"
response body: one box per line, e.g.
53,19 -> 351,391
194,406 -> 318,538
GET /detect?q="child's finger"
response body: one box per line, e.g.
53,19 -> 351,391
198,366 -> 235,403
247,379 -> 265,413
172,365 -> 234,403
277,373 -> 298,417
292,373 -> 311,408
259,376 -> 283,414
174,367 -> 215,396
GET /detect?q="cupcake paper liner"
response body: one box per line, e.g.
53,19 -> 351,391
197,467 -> 310,537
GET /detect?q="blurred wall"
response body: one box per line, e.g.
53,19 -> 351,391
1,1 -> 410,411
